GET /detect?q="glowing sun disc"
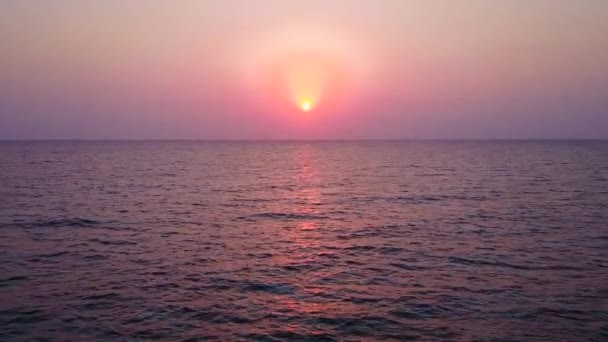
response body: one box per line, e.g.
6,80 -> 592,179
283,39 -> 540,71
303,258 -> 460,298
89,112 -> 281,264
301,100 -> 313,112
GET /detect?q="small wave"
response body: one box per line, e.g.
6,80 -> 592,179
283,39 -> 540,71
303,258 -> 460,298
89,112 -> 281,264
0,275 -> 29,287
378,246 -> 406,254
3,218 -> 103,229
329,315 -> 421,339
247,212 -> 329,220
205,278 -> 297,295
247,252 -> 273,259
449,257 -> 581,271
390,303 -> 449,320
82,292 -> 121,300
5,309 -> 50,324
38,251 -> 69,258
236,198 -> 275,203
346,296 -> 383,304
344,245 -> 376,251
192,311 -> 254,324
281,263 -> 315,272
337,228 -> 381,239
160,231 -> 180,238
83,254 -> 109,260
390,262 -> 426,271
244,331 -> 337,341
34,218 -> 100,228
483,307 -> 608,322
88,238 -> 136,246
396,195 -> 441,202
444,286 -> 508,295
243,282 -> 296,295
393,194 -> 487,203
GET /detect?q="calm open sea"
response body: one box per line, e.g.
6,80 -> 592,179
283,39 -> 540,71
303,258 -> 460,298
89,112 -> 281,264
1,141 -> 607,341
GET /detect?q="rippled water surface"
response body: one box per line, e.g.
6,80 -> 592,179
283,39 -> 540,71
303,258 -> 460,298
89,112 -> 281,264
1,141 -> 607,341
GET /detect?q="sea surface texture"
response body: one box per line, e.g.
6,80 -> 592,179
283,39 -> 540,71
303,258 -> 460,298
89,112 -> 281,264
1,141 -> 607,341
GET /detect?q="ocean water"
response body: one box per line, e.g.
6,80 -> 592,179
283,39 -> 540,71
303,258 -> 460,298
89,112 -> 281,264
0,141 -> 607,341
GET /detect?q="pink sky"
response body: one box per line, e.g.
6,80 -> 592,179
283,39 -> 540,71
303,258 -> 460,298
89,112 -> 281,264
0,0 -> 607,139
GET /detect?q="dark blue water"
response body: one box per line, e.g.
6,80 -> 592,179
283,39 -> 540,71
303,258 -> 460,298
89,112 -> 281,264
1,141 -> 607,341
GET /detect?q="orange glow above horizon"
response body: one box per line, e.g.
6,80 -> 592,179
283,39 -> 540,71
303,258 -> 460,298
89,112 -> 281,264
262,51 -> 350,115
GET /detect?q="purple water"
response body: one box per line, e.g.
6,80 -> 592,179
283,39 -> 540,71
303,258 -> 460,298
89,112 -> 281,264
1,141 -> 607,341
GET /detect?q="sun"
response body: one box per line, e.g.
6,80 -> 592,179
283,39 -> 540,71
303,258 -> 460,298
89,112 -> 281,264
300,99 -> 313,112
257,49 -> 353,116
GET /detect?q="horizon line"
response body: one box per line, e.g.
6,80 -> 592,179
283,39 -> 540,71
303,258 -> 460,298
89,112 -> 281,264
1,138 -> 607,142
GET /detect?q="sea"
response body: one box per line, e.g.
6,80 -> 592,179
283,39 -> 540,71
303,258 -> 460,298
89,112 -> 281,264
0,140 -> 607,341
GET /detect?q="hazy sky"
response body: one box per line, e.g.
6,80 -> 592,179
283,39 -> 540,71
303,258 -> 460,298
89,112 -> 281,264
1,0 -> 607,139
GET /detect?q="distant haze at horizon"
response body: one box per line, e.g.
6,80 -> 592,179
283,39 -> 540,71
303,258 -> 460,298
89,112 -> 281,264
1,0 -> 607,140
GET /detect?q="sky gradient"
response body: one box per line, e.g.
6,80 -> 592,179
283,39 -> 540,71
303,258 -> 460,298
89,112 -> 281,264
1,0 -> 607,139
